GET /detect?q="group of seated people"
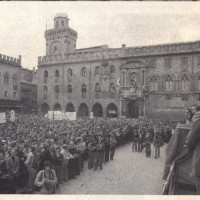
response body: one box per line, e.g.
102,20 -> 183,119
0,114 -> 174,194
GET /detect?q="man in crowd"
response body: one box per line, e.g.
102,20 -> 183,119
94,136 -> 105,170
132,127 -> 138,152
153,126 -> 161,159
6,149 -> 19,193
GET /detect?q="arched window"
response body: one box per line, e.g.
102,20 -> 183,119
165,74 -> 173,91
82,84 -> 87,93
43,86 -> 48,99
81,67 -> 86,77
4,73 -> 9,84
150,76 -> 158,91
181,74 -> 189,91
55,69 -> 59,77
95,83 -> 101,92
61,20 -> 64,26
94,66 -> 100,76
110,65 -> 116,74
110,83 -> 115,93
44,70 -> 48,78
12,75 -> 17,86
55,85 -> 59,93
67,84 -> 72,93
68,68 -> 72,77
198,75 -> 200,90
44,86 -> 48,94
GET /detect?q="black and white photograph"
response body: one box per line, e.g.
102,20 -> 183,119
0,2 -> 200,196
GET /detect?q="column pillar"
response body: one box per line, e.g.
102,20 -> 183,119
103,109 -> 107,118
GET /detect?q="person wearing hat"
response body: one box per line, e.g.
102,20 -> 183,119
34,160 -> 57,194
104,134 -> 110,163
132,128 -> 138,152
87,138 -> 96,169
144,130 -> 151,158
109,135 -> 117,161
153,127 -> 161,159
94,136 -> 105,170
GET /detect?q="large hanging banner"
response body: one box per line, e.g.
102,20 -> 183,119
47,111 -> 76,121
0,113 -> 6,124
48,111 -> 62,120
64,112 -> 76,121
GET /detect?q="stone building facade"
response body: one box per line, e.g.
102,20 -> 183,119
0,54 -> 22,112
37,14 -> 200,120
20,68 -> 37,113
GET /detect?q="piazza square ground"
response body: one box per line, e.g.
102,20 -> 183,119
59,143 -> 166,195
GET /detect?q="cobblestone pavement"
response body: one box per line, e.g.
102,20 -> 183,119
59,143 -> 166,194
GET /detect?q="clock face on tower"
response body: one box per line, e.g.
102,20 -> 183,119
50,41 -> 62,55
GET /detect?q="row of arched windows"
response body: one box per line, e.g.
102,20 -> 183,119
149,73 -> 192,92
3,73 -> 17,86
44,68 -> 84,80
44,69 -> 73,79
43,83 -> 116,96
43,65 -> 116,81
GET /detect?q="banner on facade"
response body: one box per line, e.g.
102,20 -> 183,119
0,113 -> 6,124
90,112 -> 94,119
65,112 -> 76,121
47,111 -> 76,121
48,111 -> 62,120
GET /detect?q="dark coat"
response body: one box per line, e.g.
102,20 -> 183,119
186,115 -> 200,177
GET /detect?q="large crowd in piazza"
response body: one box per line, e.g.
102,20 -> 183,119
0,111 -> 176,194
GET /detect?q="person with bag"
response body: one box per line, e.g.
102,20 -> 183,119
34,160 -> 57,194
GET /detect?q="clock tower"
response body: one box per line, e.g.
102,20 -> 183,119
45,13 -> 78,56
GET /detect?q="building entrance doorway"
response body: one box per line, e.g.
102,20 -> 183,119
127,100 -> 139,118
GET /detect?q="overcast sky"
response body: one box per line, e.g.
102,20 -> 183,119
0,2 -> 200,69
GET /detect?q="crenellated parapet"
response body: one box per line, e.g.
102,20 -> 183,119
38,40 -> 200,66
0,54 -> 21,66
124,40 -> 200,58
38,48 -> 124,65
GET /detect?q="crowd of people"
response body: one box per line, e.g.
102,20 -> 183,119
0,114 -> 174,194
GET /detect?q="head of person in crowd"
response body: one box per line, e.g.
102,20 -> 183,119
31,146 -> 36,154
69,141 -> 74,148
44,160 -> 52,172
10,149 -> 16,158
